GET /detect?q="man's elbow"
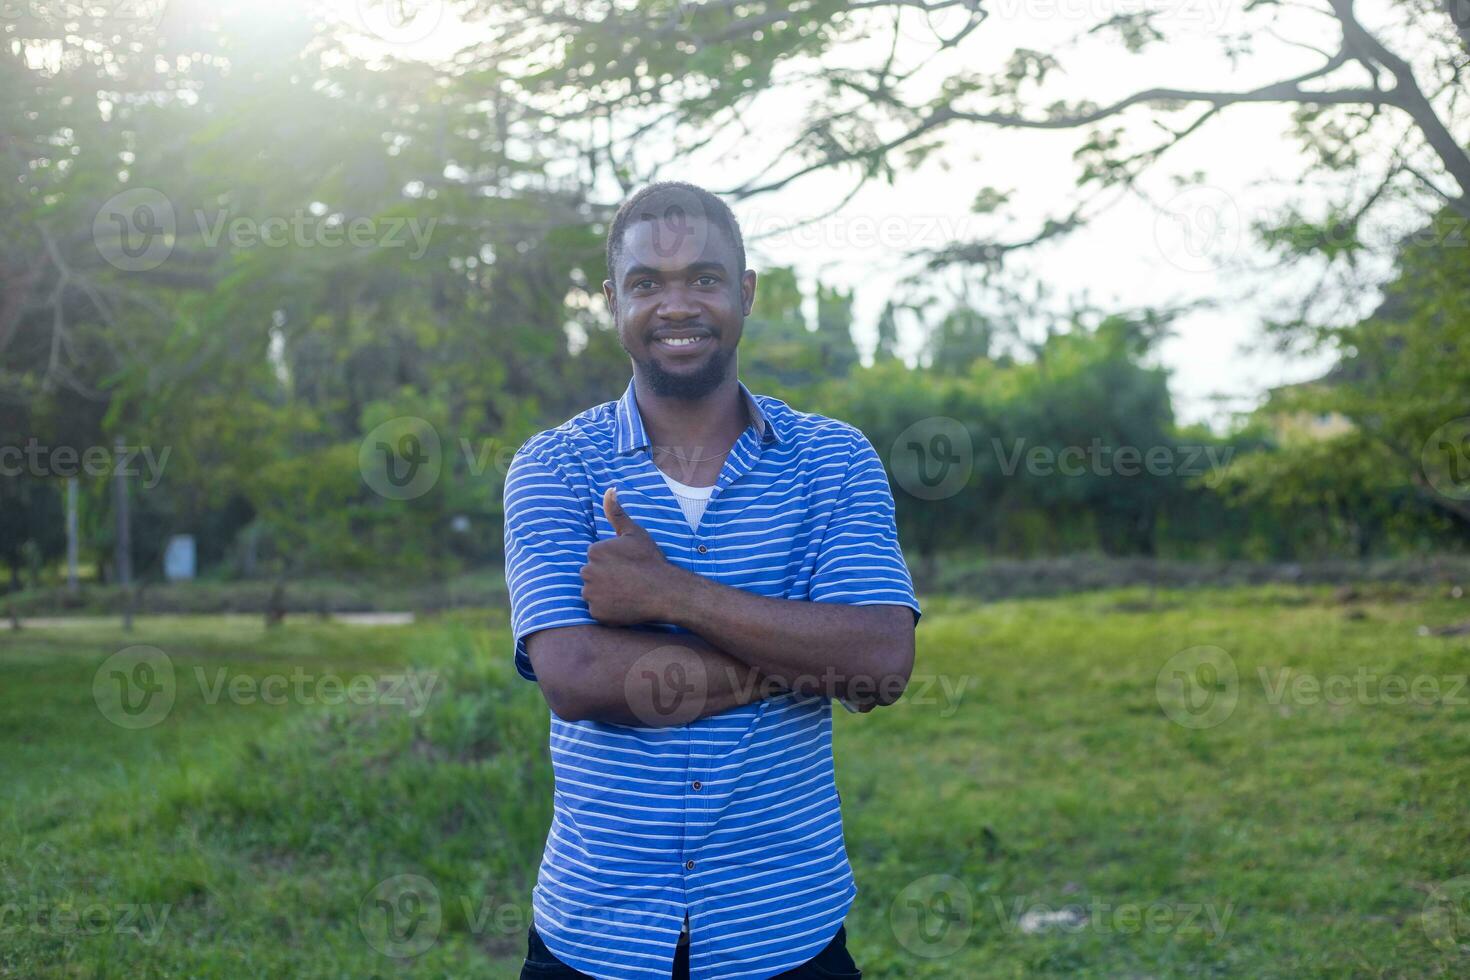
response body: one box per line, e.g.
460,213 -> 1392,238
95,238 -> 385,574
541,679 -> 595,722
527,631 -> 598,721
860,618 -> 915,708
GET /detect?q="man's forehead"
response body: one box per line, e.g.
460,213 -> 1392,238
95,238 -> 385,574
619,213 -> 736,274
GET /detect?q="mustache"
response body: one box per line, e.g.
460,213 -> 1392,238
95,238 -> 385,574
649,326 -> 718,336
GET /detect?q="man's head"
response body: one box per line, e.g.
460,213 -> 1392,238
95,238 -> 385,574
603,181 -> 755,400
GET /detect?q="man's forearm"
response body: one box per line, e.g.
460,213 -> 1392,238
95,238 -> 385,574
664,576 -> 914,705
529,624 -> 778,727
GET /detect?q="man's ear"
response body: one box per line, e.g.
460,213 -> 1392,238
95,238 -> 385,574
602,279 -> 616,317
741,269 -> 756,317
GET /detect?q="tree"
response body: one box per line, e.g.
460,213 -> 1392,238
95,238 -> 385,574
814,280 -> 860,376
0,478 -> 65,592
1262,205 -> 1470,532
2,4 -> 622,578
474,0 -> 1470,251
925,301 -> 996,374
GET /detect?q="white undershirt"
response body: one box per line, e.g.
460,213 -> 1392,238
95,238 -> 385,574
658,470 -> 714,530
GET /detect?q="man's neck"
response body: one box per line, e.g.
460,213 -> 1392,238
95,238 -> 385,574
633,372 -> 749,459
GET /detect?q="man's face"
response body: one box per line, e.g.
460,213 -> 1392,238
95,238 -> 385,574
604,213 -> 756,399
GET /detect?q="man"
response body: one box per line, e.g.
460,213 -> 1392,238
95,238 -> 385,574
503,181 -> 921,980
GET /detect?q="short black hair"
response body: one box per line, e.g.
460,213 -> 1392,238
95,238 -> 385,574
604,180 -> 746,286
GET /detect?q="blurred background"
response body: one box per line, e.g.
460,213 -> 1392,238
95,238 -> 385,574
3,0 -> 1469,976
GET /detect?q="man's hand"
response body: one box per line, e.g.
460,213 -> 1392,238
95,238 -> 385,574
580,487 -> 689,626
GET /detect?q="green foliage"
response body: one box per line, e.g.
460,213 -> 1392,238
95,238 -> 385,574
1255,205 -> 1470,538
741,267 -> 861,395
5,2 -> 1468,592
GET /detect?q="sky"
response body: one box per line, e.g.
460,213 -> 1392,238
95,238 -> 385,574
663,0 -> 1414,430
311,0 -> 1443,429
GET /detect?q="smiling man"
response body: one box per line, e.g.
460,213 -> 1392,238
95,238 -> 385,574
503,181 -> 921,980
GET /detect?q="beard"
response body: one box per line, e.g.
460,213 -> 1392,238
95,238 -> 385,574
633,341 -> 734,400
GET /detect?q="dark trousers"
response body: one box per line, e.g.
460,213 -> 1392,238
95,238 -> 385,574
519,923 -> 861,979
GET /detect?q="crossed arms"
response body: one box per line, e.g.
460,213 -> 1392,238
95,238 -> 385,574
526,486 -> 916,726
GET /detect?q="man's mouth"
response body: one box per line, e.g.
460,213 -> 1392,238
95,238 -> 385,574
652,331 -> 714,355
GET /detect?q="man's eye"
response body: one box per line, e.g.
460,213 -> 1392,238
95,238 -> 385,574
696,275 -> 718,286
634,279 -> 657,289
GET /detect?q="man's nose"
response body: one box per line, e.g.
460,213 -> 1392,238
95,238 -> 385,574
656,285 -> 700,320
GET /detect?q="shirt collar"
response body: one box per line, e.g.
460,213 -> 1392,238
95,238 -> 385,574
615,378 -> 784,455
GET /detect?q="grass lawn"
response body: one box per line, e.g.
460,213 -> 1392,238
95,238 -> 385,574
1,586 -> 1467,977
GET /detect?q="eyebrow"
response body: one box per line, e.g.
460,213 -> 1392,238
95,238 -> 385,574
623,260 -> 727,283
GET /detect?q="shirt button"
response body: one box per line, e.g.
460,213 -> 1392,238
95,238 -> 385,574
685,860 -> 696,871
697,544 -> 708,554
691,780 -> 702,791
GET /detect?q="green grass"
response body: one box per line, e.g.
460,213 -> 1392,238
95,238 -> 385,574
1,587 -> 1467,977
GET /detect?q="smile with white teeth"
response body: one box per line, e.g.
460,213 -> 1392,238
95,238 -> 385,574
656,334 -> 710,348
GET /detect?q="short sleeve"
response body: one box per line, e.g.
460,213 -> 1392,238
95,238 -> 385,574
808,428 -> 922,625
503,450 -> 599,681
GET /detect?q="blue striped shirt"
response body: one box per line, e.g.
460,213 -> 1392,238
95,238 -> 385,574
503,378 -> 921,979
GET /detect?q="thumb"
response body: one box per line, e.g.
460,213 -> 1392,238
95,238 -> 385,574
603,486 -> 644,536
